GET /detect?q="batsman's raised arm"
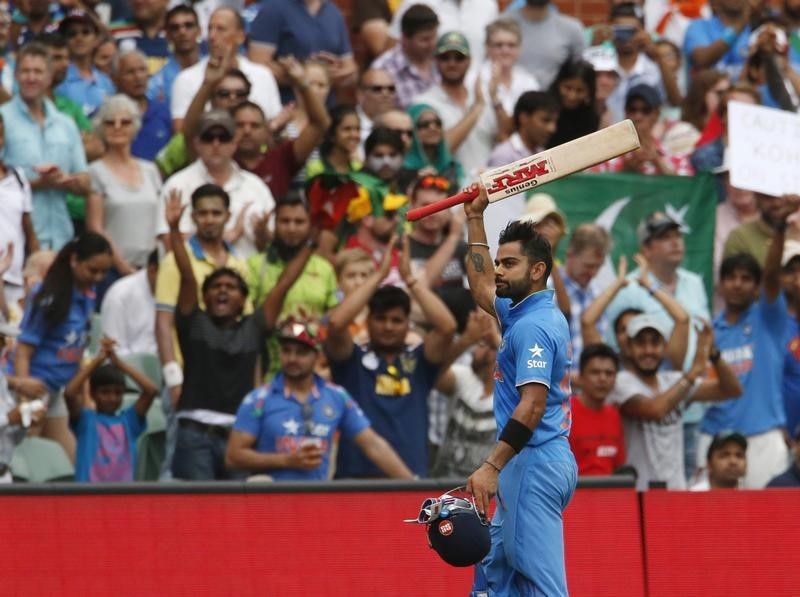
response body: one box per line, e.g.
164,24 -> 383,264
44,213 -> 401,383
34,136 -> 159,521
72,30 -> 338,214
463,183 -> 496,318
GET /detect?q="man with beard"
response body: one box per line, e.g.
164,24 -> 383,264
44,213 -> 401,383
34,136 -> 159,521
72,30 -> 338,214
225,319 -> 414,481
683,0 -> 752,79
609,314 -> 741,491
325,236 -> 457,478
232,56 -> 330,200
723,192 -> 797,266
461,182 -> 576,596
164,187 -> 314,480
147,4 -> 202,107
247,194 -> 339,377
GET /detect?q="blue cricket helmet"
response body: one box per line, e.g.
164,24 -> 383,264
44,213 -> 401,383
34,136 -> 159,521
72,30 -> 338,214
405,489 -> 491,567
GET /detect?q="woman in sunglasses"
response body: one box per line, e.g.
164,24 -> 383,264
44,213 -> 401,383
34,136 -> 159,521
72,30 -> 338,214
404,103 -> 464,188
86,94 -> 162,288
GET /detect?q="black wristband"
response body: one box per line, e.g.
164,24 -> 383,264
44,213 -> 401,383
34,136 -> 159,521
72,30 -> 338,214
498,418 -> 533,454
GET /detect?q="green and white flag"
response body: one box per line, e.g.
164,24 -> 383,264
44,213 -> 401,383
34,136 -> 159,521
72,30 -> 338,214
533,172 -> 718,297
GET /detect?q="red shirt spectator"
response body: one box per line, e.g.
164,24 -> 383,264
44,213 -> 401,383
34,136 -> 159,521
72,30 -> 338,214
569,394 -> 626,475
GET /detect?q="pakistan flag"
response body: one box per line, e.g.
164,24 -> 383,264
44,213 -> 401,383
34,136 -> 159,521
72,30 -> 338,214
532,172 -> 718,297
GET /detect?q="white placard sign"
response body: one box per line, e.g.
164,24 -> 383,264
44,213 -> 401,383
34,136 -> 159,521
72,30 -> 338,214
728,101 -> 800,196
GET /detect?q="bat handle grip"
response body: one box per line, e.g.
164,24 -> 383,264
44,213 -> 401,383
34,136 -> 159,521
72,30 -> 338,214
406,187 -> 479,221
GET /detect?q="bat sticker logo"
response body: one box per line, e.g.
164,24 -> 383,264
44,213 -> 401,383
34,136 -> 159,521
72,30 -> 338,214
486,159 -> 552,196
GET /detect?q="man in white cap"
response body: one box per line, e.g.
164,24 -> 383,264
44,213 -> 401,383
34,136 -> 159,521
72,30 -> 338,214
607,313 -> 741,490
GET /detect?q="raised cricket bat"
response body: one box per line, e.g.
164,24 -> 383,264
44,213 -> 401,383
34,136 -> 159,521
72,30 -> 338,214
406,120 -> 640,221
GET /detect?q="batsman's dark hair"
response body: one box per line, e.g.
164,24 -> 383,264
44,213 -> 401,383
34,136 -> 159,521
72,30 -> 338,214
33,232 -> 112,326
201,267 -> 249,297
720,253 -> 762,285
89,364 -> 126,393
513,91 -> 560,130
498,220 -> 554,280
191,183 -> 230,209
365,126 -> 404,156
368,285 -> 411,316
580,343 -> 620,372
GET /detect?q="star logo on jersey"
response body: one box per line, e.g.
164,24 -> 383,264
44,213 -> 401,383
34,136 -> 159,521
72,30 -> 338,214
529,344 -> 544,358
64,330 -> 79,346
282,418 -> 300,435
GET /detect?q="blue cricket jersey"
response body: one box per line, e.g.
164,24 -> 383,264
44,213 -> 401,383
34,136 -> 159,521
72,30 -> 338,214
701,292 -> 788,436
493,289 -> 573,446
233,373 -> 370,481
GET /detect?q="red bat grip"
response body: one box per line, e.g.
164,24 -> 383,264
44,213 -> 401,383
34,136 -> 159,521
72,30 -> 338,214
405,187 -> 479,221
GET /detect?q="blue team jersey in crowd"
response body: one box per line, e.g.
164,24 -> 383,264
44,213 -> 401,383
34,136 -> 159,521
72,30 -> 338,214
330,343 -> 439,478
702,292 -> 788,436
683,16 -> 751,79
233,373 -> 370,481
493,289 -> 573,446
73,406 -> 146,482
784,317 -> 800,436
13,284 -> 95,392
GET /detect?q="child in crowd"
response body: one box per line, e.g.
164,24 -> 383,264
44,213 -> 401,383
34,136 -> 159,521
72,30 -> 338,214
63,337 -> 158,482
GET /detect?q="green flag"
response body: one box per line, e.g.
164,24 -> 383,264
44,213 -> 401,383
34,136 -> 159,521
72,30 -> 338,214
533,172 -> 718,297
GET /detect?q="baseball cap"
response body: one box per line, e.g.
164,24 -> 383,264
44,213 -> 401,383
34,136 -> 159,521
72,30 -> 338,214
626,83 -> 662,110
636,211 -> 681,244
519,194 -> 567,231
277,320 -> 321,350
59,10 -> 98,34
706,430 -> 748,460
782,239 -> 800,267
583,46 -> 620,76
435,31 -> 470,57
198,110 -> 236,137
626,313 -> 668,340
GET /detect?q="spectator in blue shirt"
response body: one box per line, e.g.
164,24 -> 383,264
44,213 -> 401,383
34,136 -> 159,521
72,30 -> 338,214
766,424 -> 800,488
147,5 -> 203,106
112,48 -> 171,160
110,0 -> 170,75
57,10 -> 115,117
699,195 -> 800,488
1,42 -> 92,251
10,232 -> 112,462
325,236 -> 457,478
248,0 -> 357,103
226,319 -> 414,481
683,0 -> 752,80
63,336 -> 158,482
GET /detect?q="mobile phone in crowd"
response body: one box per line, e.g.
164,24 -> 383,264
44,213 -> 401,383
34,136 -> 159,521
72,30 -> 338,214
612,25 -> 637,43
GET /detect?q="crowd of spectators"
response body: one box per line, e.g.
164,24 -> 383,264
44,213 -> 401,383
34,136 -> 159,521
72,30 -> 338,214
0,0 -> 799,490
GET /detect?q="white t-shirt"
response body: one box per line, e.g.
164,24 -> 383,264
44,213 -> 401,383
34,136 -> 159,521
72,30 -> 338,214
607,369 -> 698,491
169,55 -> 282,121
466,62 -> 541,115
0,167 -> 32,287
156,159 -> 275,258
100,269 -> 157,356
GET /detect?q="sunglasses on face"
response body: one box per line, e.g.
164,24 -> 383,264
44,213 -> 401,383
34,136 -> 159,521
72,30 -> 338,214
364,84 -> 396,94
417,118 -> 442,130
199,130 -> 234,144
437,52 -> 467,63
417,175 -> 450,192
215,88 -> 249,99
103,118 -> 133,128
167,21 -> 197,32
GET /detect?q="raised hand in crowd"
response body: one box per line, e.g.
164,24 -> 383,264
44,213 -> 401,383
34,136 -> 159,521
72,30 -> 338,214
581,254 -> 627,347
224,201 -> 254,246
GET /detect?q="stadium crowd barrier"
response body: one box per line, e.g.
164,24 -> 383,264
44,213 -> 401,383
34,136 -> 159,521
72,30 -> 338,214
0,477 -> 796,596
